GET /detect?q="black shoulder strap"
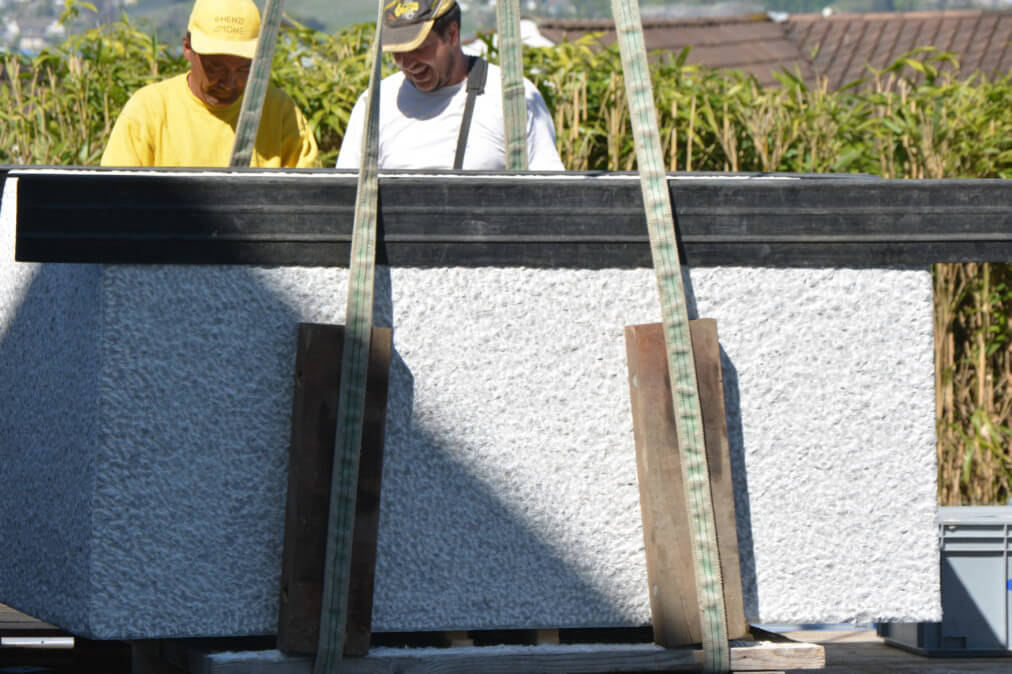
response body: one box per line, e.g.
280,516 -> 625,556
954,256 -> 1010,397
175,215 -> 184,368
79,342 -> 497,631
454,55 -> 488,170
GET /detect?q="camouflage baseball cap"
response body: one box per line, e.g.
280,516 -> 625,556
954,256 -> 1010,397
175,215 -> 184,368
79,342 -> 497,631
381,0 -> 457,53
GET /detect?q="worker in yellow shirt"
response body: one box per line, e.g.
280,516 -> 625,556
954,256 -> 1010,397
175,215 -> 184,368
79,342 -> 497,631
101,0 -> 318,168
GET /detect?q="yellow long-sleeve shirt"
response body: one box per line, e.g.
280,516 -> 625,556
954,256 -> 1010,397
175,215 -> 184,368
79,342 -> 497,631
101,73 -> 318,168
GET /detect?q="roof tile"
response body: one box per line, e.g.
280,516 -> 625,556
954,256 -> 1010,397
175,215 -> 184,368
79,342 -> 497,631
534,10 -> 1011,89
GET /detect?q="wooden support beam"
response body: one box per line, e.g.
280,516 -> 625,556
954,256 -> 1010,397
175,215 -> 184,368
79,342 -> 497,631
132,640 -> 188,674
277,324 -> 393,657
0,603 -> 65,637
625,319 -> 748,648
175,640 -> 826,673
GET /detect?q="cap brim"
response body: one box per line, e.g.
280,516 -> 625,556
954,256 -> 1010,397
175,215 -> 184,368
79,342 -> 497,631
381,19 -> 434,53
190,30 -> 258,59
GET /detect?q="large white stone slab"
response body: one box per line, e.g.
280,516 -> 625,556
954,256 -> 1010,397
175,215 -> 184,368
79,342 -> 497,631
0,176 -> 941,639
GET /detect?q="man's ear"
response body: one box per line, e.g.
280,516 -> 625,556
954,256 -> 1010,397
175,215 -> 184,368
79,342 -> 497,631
446,21 -> 460,48
182,33 -> 196,64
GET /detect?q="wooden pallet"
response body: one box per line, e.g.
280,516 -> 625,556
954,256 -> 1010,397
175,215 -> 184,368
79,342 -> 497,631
131,629 -> 824,674
0,602 -> 65,638
1,605 -> 132,673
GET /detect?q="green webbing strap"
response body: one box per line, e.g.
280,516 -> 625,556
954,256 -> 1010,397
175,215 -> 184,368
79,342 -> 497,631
313,3 -> 384,672
495,0 -> 527,170
609,0 -> 730,671
229,0 -> 284,166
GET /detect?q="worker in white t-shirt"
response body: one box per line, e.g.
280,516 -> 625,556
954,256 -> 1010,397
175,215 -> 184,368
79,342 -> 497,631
336,0 -> 565,171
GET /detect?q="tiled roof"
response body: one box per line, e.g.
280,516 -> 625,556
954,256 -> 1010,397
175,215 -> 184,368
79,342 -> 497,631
534,10 -> 1011,88
785,10 -> 1011,89
536,14 -> 814,87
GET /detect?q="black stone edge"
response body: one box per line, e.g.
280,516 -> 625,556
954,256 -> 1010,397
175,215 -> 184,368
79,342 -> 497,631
5,167 -> 1011,268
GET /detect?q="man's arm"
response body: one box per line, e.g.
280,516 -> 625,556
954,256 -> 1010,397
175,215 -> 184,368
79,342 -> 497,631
335,95 -> 367,169
524,81 -> 565,171
100,103 -> 155,167
283,104 -> 320,168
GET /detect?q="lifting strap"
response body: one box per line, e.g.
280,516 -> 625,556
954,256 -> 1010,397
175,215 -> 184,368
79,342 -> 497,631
231,1 -> 730,671
495,0 -> 527,170
454,56 -> 489,170
609,0 -> 730,671
228,0 -> 284,167
313,3 -> 385,672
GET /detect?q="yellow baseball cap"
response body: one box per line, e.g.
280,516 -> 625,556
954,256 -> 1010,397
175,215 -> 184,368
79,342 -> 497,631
188,0 -> 261,59
382,0 -> 456,53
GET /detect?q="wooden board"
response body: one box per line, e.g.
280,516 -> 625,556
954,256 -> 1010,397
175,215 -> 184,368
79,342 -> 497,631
0,602 -> 64,637
11,169 -> 1011,267
185,640 -> 824,673
277,324 -> 393,657
624,319 -> 748,647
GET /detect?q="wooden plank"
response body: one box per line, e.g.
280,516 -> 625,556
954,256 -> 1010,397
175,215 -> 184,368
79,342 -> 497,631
624,319 -> 748,648
0,602 -> 65,637
344,324 -> 393,657
277,324 -> 393,657
133,641 -> 189,674
729,642 -> 824,671
689,319 -> 747,641
190,641 -> 824,673
534,629 -> 559,645
10,170 -> 1011,267
369,627 -> 647,649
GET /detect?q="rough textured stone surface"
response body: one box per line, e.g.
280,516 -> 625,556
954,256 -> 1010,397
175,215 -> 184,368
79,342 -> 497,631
0,180 -> 940,639
0,177 -> 101,633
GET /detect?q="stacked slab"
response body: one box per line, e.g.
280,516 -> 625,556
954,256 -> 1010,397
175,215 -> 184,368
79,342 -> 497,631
0,171 -> 946,639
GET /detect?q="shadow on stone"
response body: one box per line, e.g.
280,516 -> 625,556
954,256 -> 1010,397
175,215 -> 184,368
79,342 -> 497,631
0,260 -> 644,638
720,347 -> 758,622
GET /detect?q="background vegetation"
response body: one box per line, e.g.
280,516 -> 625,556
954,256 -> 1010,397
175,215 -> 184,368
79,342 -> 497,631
1,15 -> 1009,503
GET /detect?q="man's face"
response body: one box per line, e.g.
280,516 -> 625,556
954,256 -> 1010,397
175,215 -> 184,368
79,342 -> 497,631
392,23 -> 459,92
183,36 -> 251,109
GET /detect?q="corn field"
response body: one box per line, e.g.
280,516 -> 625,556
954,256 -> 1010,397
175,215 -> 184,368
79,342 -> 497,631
2,17 -> 1010,503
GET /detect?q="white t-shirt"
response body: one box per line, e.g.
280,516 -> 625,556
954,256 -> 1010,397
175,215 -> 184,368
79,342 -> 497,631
337,62 -> 565,171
